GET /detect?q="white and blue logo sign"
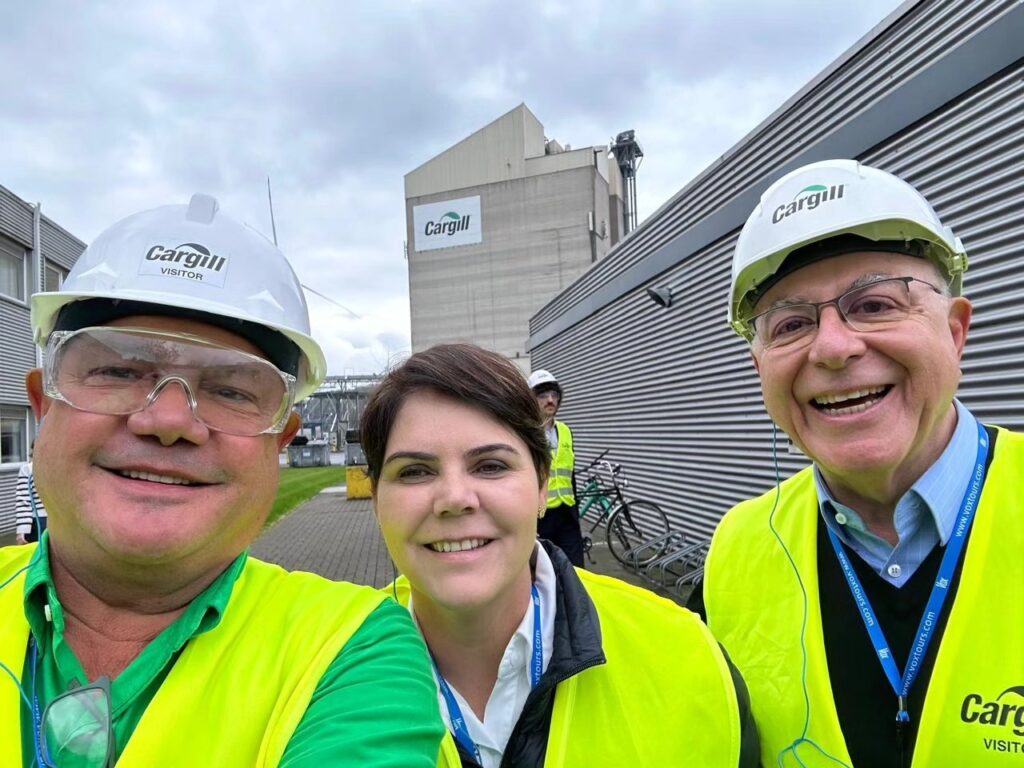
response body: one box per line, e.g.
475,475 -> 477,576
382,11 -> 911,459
413,196 -> 483,252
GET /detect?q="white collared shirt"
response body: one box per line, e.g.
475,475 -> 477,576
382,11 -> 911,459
409,542 -> 557,768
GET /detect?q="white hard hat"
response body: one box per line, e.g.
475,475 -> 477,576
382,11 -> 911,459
728,159 -> 968,339
527,369 -> 559,390
31,193 -> 327,401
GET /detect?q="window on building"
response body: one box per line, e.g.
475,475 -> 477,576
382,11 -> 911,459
0,407 -> 28,463
44,261 -> 68,293
0,243 -> 25,301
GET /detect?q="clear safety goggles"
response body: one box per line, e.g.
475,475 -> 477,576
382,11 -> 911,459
43,326 -> 296,436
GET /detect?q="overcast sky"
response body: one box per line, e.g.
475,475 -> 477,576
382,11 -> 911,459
3,0 -> 906,375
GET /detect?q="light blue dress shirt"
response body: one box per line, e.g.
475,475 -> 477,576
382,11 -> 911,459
814,399 -> 979,588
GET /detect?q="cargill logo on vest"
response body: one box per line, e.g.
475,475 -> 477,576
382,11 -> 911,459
771,184 -> 845,224
961,685 -> 1024,753
424,212 -> 471,237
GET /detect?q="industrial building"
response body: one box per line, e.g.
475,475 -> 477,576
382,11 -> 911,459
404,104 -> 639,370
528,0 -> 1024,538
0,185 -> 85,533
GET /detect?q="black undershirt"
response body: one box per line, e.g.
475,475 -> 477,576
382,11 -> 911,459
817,426 -> 995,768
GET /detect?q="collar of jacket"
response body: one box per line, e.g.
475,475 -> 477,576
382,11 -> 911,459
541,540 -> 606,679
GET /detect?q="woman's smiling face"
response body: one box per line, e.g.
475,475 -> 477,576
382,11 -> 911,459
374,389 -> 547,614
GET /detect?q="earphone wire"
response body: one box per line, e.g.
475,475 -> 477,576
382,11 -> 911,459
767,423 -> 851,768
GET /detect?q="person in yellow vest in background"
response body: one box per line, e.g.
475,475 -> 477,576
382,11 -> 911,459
689,159 -> 1024,768
527,370 -> 585,568
363,343 -> 760,767
0,195 -> 443,766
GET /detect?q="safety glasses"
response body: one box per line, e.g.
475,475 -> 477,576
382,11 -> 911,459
39,677 -> 115,768
43,326 -> 296,436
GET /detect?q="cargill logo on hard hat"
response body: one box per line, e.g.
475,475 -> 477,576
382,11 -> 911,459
771,183 -> 846,224
424,212 -> 472,237
140,242 -> 229,286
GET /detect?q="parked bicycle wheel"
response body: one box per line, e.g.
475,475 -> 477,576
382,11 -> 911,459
606,500 -> 671,566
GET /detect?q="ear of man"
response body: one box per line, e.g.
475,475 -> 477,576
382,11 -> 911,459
25,369 -> 49,419
277,412 -> 303,450
946,296 -> 973,360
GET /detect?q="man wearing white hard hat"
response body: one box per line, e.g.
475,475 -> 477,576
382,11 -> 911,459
690,160 -> 1023,767
0,195 -> 444,766
527,369 -> 585,567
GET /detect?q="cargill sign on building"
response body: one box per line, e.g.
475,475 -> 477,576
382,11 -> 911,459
412,196 -> 482,251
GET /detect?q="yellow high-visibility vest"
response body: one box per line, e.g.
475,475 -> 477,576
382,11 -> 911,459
547,420 -> 576,508
392,568 -> 743,766
0,549 -> 385,767
705,427 -> 1024,767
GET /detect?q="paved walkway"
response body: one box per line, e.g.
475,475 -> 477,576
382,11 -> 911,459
253,492 -> 688,606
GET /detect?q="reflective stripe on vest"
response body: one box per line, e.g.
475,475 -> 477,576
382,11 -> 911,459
391,570 -> 742,766
547,420 -> 576,508
0,550 -> 386,767
705,427 -> 1024,768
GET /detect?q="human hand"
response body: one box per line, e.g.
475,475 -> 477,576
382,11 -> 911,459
15,534 -> 28,546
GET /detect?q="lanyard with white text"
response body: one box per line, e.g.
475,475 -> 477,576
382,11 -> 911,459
826,421 -> 988,751
434,583 -> 542,764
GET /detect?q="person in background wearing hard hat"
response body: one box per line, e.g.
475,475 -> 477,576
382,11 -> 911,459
527,370 -> 585,568
690,159 -> 1023,768
0,195 -> 444,767
362,343 -> 760,768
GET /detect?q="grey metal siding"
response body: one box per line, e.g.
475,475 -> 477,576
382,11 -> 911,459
529,1 -> 1024,539
0,469 -> 18,534
0,300 -> 33,405
0,185 -> 85,534
863,61 -> 1024,429
41,217 -> 85,271
531,0 -> 1022,338
0,186 -> 33,248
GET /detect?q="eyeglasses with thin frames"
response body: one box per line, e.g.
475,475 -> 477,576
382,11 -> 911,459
746,276 -> 945,350
30,639 -> 115,768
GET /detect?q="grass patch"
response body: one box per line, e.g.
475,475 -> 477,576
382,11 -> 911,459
267,466 -> 346,528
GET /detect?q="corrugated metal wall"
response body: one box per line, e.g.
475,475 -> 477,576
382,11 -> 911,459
0,300 -> 33,404
0,186 -> 34,248
528,0 -> 1024,538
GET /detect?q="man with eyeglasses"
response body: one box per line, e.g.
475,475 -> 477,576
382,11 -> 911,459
527,369 -> 585,567
691,160 -> 1023,768
0,195 -> 444,766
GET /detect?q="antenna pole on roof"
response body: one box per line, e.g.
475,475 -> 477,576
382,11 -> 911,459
267,176 -> 279,247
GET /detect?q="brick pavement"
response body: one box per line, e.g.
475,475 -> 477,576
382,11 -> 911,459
253,493 -> 689,606
251,491 -> 396,588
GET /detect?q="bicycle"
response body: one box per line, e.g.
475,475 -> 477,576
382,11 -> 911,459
575,450 -> 671,567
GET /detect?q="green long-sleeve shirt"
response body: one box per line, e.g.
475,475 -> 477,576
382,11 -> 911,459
18,541 -> 444,767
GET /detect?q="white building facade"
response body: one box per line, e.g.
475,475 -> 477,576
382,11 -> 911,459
405,104 -> 625,371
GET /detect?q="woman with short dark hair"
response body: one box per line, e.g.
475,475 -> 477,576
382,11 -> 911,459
362,343 -> 758,767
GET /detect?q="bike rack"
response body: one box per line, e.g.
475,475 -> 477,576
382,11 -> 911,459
622,529 -> 686,572
643,538 -> 710,588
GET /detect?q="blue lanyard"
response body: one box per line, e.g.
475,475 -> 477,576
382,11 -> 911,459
29,637 -> 47,768
434,583 -> 543,764
826,421 -> 989,724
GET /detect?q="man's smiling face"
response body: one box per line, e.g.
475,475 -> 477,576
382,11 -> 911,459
28,314 -> 297,573
751,251 -> 971,490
